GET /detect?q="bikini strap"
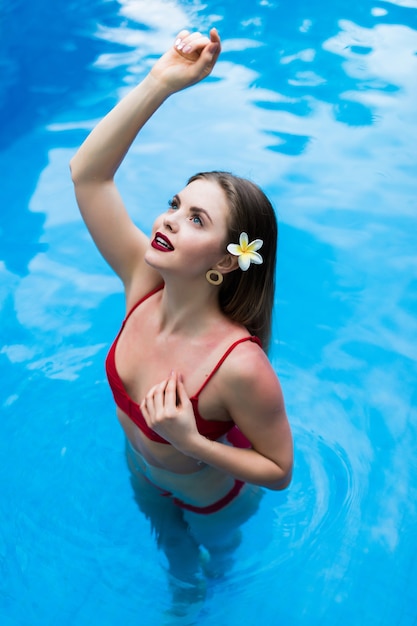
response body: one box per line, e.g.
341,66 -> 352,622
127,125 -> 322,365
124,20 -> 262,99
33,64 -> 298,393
122,283 -> 164,327
191,335 -> 262,399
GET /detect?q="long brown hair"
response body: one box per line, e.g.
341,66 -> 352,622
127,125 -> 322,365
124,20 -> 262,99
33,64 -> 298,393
188,171 -> 278,351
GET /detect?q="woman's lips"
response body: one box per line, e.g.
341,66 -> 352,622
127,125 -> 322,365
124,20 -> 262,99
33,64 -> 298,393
151,232 -> 174,252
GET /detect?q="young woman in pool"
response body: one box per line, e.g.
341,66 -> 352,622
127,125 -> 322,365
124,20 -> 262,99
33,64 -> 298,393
70,27 -> 293,584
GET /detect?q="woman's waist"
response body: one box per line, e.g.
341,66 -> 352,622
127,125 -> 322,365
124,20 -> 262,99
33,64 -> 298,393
125,438 -> 238,509
118,408 -> 205,473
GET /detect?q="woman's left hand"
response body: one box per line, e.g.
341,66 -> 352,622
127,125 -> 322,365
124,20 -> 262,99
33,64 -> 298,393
150,28 -> 221,94
140,371 -> 200,450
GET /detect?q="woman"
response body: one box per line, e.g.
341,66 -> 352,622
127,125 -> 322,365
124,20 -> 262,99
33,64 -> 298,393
70,27 -> 293,588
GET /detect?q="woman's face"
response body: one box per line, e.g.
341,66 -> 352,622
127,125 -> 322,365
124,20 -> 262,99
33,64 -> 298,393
145,178 -> 231,278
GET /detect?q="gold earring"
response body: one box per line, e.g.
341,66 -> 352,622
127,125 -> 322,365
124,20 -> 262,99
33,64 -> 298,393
206,269 -> 224,285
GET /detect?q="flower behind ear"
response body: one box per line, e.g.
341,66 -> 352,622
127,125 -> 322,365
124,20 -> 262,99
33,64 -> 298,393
227,232 -> 263,271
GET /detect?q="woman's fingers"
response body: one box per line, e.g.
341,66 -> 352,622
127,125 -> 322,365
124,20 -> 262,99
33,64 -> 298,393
141,380 -> 163,422
174,28 -> 220,60
176,31 -> 202,51
175,31 -> 206,53
152,380 -> 168,415
176,373 -> 189,407
140,373 -> 197,447
150,27 -> 220,92
164,371 -> 178,409
141,373 -> 177,424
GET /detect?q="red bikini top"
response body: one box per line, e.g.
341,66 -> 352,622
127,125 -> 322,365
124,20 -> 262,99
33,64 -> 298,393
105,285 -> 262,444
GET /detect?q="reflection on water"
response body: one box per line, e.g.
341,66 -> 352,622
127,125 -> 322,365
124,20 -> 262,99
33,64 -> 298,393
1,0 -> 417,624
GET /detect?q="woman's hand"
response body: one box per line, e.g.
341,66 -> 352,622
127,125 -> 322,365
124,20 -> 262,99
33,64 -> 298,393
150,28 -> 221,94
140,371 -> 201,450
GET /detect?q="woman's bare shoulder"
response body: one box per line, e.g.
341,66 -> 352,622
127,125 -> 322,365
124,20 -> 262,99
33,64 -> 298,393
220,337 -> 283,402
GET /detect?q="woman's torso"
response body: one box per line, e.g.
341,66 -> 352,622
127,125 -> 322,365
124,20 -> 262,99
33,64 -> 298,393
109,285 -> 255,473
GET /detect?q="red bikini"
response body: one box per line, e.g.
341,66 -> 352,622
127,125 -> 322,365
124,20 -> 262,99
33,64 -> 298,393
105,284 -> 262,513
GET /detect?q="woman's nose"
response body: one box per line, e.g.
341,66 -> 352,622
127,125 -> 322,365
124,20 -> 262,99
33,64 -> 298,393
163,212 -> 179,232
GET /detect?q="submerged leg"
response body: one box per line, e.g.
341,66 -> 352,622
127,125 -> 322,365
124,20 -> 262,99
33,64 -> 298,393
126,445 -> 206,617
184,483 -> 264,579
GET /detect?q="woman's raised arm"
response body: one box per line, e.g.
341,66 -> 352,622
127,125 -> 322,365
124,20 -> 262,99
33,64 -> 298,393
70,29 -> 221,293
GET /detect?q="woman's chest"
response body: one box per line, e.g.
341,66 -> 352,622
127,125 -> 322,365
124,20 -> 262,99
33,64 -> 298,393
114,313 -> 231,420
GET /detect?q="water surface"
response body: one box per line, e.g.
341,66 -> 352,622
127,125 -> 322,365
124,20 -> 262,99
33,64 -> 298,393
1,0 -> 417,624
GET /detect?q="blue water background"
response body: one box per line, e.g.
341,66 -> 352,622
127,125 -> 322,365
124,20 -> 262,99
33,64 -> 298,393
1,0 -> 417,624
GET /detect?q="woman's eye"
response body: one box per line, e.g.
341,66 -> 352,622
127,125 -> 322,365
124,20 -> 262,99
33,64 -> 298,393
168,199 -> 178,210
191,214 -> 203,226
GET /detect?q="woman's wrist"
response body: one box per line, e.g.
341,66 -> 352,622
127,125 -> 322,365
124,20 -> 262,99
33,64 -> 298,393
147,67 -> 182,98
178,432 -> 214,461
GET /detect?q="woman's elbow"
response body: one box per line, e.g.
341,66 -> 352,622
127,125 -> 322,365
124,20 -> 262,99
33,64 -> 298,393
273,469 -> 292,491
69,155 -> 82,185
264,464 -> 293,491
69,152 -> 93,186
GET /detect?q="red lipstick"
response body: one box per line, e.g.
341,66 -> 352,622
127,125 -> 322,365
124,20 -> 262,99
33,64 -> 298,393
152,232 -> 174,252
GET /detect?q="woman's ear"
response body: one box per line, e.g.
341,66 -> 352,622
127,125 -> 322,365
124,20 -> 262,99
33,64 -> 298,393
214,253 -> 239,275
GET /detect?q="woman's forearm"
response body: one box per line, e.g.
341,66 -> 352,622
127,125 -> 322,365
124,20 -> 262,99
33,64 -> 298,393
183,436 -> 292,491
70,29 -> 221,185
70,73 -> 171,185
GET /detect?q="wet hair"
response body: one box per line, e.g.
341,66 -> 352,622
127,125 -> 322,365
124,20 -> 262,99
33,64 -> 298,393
187,171 -> 278,351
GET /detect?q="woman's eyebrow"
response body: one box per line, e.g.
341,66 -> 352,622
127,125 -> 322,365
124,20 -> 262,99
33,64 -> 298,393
191,206 -> 213,223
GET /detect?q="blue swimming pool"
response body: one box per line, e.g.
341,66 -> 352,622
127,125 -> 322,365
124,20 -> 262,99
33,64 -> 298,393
2,0 -> 417,624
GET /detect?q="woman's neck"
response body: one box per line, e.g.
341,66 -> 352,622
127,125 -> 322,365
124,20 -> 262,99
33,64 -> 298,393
157,277 -> 222,337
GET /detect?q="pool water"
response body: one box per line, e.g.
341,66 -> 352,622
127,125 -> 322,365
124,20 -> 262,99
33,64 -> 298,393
1,0 -> 417,624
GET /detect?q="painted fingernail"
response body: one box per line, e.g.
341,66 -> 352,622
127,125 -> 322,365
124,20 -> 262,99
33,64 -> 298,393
182,44 -> 192,53
175,38 -> 182,47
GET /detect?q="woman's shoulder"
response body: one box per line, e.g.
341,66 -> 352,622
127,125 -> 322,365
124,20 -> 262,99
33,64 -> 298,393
217,329 -> 278,391
218,336 -> 286,423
